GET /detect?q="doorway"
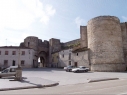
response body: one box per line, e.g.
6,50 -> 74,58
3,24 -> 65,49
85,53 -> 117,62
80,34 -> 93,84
39,57 -> 45,67
74,62 -> 77,67
12,60 -> 15,66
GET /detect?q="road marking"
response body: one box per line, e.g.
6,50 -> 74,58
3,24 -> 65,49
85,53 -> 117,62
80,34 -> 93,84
68,84 -> 127,94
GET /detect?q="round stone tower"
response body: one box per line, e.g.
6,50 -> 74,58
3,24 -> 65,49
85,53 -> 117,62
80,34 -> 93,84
24,36 -> 38,50
87,16 -> 126,71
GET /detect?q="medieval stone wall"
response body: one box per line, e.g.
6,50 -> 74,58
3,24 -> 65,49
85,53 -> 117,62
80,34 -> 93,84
24,36 -> 38,51
121,23 -> 127,53
63,39 -> 80,47
87,16 -> 125,71
80,26 -> 87,48
121,22 -> 127,66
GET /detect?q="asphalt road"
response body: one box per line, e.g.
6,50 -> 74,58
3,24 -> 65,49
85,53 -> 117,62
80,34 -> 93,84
0,79 -> 127,94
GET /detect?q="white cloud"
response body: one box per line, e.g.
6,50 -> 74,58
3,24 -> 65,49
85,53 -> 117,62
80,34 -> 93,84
46,5 -> 56,16
75,17 -> 84,28
122,16 -> 127,21
0,0 -> 56,30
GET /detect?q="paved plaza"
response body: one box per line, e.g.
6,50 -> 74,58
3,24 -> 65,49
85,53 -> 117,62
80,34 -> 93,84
0,68 -> 127,91
22,68 -> 127,85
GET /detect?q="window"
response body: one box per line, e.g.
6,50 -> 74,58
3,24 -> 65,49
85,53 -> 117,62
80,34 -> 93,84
21,60 -> 25,66
29,50 -> 30,54
4,60 -> 8,67
0,51 -> 1,55
52,57 -> 54,62
5,51 -> 8,55
63,54 -> 64,58
21,51 -> 25,55
69,61 -> 71,65
28,42 -> 30,47
10,68 -> 16,72
12,51 -> 16,55
69,53 -> 71,60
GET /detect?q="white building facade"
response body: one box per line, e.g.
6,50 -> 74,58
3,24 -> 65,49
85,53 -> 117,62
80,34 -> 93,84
0,46 -> 36,68
58,48 -> 90,68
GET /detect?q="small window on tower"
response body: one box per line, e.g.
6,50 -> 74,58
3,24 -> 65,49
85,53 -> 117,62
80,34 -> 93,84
28,42 -> 30,47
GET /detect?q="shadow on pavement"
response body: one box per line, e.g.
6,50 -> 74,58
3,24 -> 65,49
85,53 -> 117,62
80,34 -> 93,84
19,80 -> 43,87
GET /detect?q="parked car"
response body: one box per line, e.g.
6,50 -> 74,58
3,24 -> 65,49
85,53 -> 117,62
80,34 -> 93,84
64,65 -> 76,72
0,66 -> 6,71
0,66 -> 18,78
72,66 -> 89,73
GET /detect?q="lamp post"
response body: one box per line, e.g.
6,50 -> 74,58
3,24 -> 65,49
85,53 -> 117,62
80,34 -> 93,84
18,49 -> 21,66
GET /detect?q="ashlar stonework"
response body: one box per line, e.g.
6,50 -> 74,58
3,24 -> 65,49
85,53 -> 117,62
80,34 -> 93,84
18,15 -> 127,72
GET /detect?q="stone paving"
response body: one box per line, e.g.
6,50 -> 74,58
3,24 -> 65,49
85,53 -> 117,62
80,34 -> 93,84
0,77 -> 58,91
0,68 -> 127,91
22,68 -> 127,85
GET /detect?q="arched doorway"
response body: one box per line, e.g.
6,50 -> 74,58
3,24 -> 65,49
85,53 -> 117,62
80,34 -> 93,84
39,57 -> 45,67
38,51 -> 47,67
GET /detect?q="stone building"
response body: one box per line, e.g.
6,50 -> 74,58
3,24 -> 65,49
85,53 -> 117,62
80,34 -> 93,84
51,16 -> 127,71
20,36 -> 49,67
57,47 -> 89,68
0,15 -> 127,71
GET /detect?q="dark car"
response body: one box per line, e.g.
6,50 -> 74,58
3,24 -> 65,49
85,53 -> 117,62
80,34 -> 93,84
64,65 -> 76,72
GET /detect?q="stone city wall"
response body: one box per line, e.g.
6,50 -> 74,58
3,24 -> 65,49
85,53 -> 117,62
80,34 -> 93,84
63,39 -> 80,47
24,36 -> 39,50
80,26 -> 88,48
87,16 -> 125,71
121,22 -> 127,67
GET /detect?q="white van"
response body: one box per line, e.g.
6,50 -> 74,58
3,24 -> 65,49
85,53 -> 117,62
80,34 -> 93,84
0,66 -> 18,78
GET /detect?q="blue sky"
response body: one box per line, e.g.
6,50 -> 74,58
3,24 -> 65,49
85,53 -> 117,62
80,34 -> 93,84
0,0 -> 127,46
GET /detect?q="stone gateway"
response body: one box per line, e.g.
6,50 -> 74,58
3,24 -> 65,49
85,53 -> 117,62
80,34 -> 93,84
0,15 -> 127,72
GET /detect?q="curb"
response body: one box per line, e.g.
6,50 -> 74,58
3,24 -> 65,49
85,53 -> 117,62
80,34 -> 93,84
0,83 -> 59,91
88,78 -> 119,83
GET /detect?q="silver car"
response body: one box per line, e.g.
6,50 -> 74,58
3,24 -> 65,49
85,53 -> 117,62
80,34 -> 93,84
72,66 -> 89,73
64,65 -> 75,72
0,66 -> 18,78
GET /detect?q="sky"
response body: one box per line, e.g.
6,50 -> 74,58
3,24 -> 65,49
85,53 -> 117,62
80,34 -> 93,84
0,0 -> 127,46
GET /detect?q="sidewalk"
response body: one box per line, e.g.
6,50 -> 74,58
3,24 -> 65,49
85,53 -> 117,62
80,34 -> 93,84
0,77 -> 59,91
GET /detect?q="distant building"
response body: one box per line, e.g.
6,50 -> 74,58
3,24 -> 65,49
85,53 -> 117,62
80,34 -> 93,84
0,46 -> 36,68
